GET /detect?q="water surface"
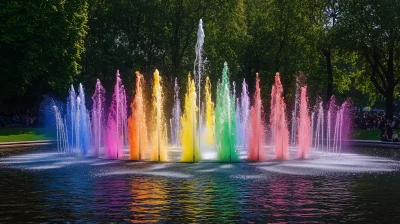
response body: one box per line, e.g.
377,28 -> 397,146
1,147 -> 399,223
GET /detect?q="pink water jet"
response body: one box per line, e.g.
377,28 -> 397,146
270,73 -> 289,160
297,86 -> 311,159
247,73 -> 266,161
338,100 -> 352,150
105,70 -> 127,159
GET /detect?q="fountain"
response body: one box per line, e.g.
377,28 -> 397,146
331,99 -> 350,154
50,19 -> 353,163
66,85 -> 76,154
236,79 -> 250,148
313,99 -> 324,151
290,76 -> 301,146
326,96 -> 338,153
270,73 -> 289,160
52,68 -> 351,162
128,72 -> 148,160
181,74 -> 200,162
297,86 -> 311,158
77,84 -> 91,156
105,70 -> 127,159
151,69 -> 168,161
170,78 -> 181,146
203,76 -> 215,145
91,79 -> 105,157
53,105 -> 68,153
215,62 -> 238,162
247,73 -> 266,161
194,19 -> 205,156
64,84 -> 91,156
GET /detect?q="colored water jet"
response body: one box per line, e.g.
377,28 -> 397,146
105,70 -> 128,159
151,69 -> 168,161
297,86 -> 311,159
203,76 -> 215,145
170,78 -> 181,146
53,105 -> 68,153
236,79 -> 250,148
128,72 -> 148,160
181,74 -> 201,162
332,99 -> 351,154
270,73 -> 289,160
247,73 -> 266,161
62,85 -> 92,156
311,97 -> 351,154
215,62 -> 238,162
91,79 -> 105,157
70,84 -> 91,156
338,100 -> 352,152
66,85 -> 77,153
313,99 -> 324,151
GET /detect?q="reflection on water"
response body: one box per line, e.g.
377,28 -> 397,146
0,147 -> 400,222
129,177 -> 169,222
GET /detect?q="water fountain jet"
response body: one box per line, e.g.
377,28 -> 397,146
247,73 -> 266,161
128,72 -> 148,160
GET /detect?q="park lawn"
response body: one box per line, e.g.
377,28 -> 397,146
0,128 -> 55,142
352,129 -> 400,141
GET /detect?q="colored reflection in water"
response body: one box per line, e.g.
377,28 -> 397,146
127,170 -> 241,222
1,151 -> 400,223
93,177 -> 132,221
129,177 -> 169,223
267,178 -> 316,221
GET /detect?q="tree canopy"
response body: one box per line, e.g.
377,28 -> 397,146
1,0 -> 399,117
0,0 -> 88,104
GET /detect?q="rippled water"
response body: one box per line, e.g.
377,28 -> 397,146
1,147 -> 400,223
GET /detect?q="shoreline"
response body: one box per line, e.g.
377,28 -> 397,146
0,140 -> 56,149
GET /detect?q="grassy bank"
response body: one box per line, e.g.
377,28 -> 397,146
0,128 -> 54,142
352,129 -> 400,141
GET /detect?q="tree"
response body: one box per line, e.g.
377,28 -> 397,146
339,0 -> 400,118
0,0 -> 88,103
205,0 -> 248,82
243,0 -> 321,106
319,0 -> 343,103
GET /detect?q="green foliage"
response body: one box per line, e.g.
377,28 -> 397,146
352,129 -> 400,141
337,0 -> 400,117
0,128 -> 54,142
1,0 -> 399,115
352,129 -> 381,140
0,0 -> 88,100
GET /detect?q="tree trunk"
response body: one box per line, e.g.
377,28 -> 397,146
386,86 -> 394,119
385,46 -> 395,119
323,48 -> 333,103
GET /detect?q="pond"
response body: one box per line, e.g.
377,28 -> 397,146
1,147 -> 400,223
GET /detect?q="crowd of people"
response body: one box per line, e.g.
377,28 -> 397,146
0,108 -> 38,128
353,112 -> 400,142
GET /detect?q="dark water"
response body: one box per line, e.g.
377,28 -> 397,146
1,147 -> 400,223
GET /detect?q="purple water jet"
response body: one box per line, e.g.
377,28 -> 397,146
91,79 -> 105,157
